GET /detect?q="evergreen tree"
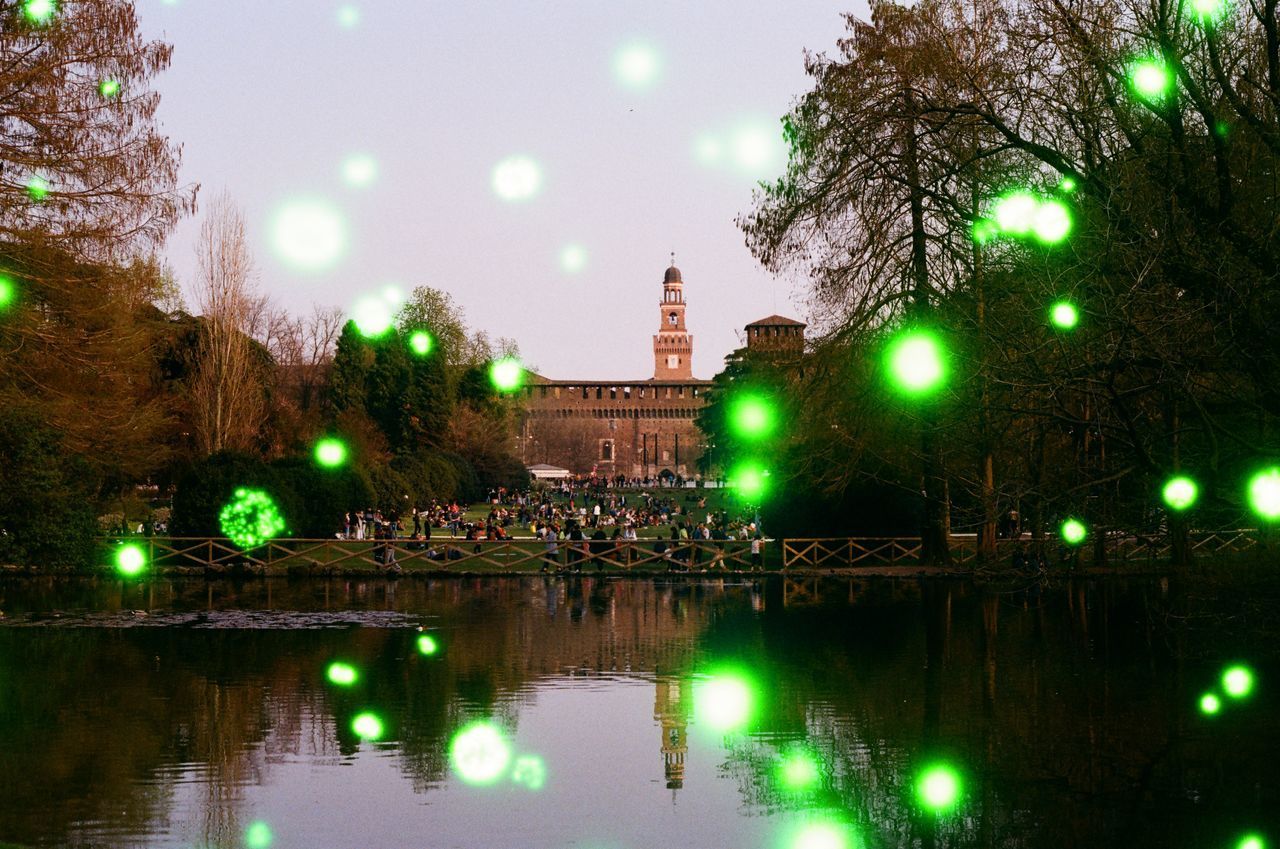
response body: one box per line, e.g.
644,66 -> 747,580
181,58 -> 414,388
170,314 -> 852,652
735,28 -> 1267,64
329,321 -> 370,414
407,345 -> 452,448
366,333 -> 413,450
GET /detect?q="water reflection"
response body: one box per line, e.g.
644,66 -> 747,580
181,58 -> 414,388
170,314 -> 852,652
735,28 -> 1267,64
0,576 -> 1275,848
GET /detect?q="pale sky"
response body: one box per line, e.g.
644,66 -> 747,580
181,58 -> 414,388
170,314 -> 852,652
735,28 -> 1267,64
142,0 -> 864,380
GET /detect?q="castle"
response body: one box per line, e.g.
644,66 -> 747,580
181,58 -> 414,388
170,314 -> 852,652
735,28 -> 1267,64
518,260 -> 805,477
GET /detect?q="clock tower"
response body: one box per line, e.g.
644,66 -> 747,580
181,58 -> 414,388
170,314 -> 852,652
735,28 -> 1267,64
653,259 -> 694,380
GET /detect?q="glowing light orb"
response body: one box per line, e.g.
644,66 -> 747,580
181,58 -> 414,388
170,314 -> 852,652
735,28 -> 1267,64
1129,59 -> 1173,102
1199,692 -> 1222,715
352,711 -> 384,740
26,175 -> 49,202
314,438 -> 348,469
886,329 -> 947,396
993,191 -> 1038,234
417,633 -> 439,655
218,488 -> 286,549
1162,475 -> 1199,511
115,544 -> 146,577
269,199 -> 346,273
730,461 -> 769,500
695,135 -> 724,165
1191,0 -> 1229,24
972,218 -> 998,245
916,763 -> 962,813
1222,664 -> 1255,698
23,0 -> 55,23
790,821 -> 853,849
450,722 -> 512,785
729,394 -> 777,440
1237,834 -> 1267,849
341,153 -> 378,188
614,42 -> 661,90
99,79 -> 120,98
693,673 -> 754,732
490,357 -> 524,392
336,4 -> 360,27
0,276 -> 13,310
778,750 -> 821,791
1061,518 -> 1087,546
730,124 -> 781,174
326,662 -> 358,686
1247,467 -> 1280,520
1059,176 -> 1077,193
244,821 -> 273,849
352,296 -> 394,338
1050,300 -> 1080,330
1032,199 -> 1072,244
491,155 -> 542,203
511,754 -> 547,790
560,243 -> 588,274
408,329 -> 433,356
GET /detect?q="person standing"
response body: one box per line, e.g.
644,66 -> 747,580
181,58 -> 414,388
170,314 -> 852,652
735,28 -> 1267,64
542,525 -> 560,573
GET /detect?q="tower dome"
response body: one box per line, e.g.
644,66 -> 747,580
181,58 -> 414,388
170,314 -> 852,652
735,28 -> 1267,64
664,265 -> 682,284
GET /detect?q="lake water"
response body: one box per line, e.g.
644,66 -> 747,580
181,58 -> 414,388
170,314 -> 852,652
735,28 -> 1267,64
0,576 -> 1275,849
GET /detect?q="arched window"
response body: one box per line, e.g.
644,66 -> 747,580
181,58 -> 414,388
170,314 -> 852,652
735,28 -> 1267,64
669,312 -> 678,325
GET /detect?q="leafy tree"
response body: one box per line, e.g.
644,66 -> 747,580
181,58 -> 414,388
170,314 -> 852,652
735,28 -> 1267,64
366,334 -> 413,450
0,406 -> 97,568
329,321 -> 371,414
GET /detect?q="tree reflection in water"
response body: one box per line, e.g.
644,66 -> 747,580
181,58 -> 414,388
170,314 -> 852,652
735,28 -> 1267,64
0,575 -> 1275,848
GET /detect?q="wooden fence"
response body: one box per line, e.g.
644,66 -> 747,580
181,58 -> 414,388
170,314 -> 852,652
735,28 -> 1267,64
97,537 -> 767,573
780,530 -> 1271,568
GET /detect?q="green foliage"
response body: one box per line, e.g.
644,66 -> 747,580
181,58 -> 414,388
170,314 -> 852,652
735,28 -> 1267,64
329,321 -> 371,413
366,464 -> 414,514
170,452 -> 298,538
407,344 -> 452,447
0,407 -> 98,567
269,458 -> 373,538
366,334 -> 413,448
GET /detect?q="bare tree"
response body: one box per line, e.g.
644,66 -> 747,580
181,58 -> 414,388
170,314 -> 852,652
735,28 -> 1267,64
190,192 -> 263,454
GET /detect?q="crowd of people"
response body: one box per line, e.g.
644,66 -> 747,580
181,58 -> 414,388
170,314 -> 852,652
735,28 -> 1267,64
337,479 -> 766,570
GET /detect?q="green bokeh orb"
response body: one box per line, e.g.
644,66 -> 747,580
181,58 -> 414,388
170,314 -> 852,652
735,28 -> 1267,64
916,763 -> 962,813
1059,176 -> 1077,193
489,357 -> 524,392
99,79 -> 120,98
560,243 -> 588,274
314,438 -> 348,469
1191,0 -> 1229,24
26,175 -> 49,202
886,329 -> 947,396
326,662 -> 358,686
1237,834 -> 1267,849
408,329 -> 433,357
730,461 -> 769,500
417,633 -> 439,655
115,543 -> 146,577
993,191 -> 1038,235
352,711 -> 384,741
1129,58 -> 1173,102
491,155 -> 542,203
1247,467 -> 1280,520
1061,518 -> 1087,546
1050,300 -> 1079,330
23,0 -> 55,23
244,821 -> 273,849
614,42 -> 662,91
1032,199 -> 1073,244
729,394 -> 777,440
218,488 -> 286,549
352,295 -> 393,338
269,198 -> 347,273
1222,664 -> 1255,698
341,153 -> 378,187
1162,475 -> 1199,511
336,4 -> 360,27
0,276 -> 14,310
1199,692 -> 1222,715
693,673 -> 754,733
971,218 -> 999,245
511,754 -> 547,790
450,721 -> 512,785
778,750 -> 821,791
789,821 -> 854,849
